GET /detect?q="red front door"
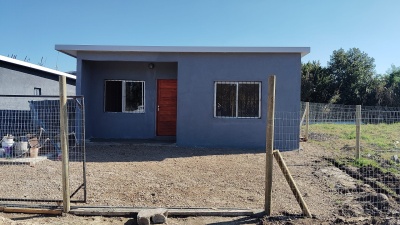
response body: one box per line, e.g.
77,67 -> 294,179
156,80 -> 177,136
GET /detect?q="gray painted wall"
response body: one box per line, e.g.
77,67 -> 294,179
77,52 -> 300,150
0,61 -> 76,110
81,61 -> 177,139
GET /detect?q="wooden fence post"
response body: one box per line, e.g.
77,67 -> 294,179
356,105 -> 361,160
59,76 -> 70,213
265,75 -> 276,215
305,102 -> 309,140
273,150 -> 312,218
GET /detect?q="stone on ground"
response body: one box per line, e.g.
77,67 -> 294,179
137,208 -> 168,225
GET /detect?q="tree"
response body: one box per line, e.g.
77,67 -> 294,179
301,61 -> 334,103
383,65 -> 400,106
328,48 -> 376,105
365,75 -> 387,106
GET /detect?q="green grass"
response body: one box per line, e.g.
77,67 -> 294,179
305,122 -> 400,174
308,122 -> 400,151
352,158 -> 380,168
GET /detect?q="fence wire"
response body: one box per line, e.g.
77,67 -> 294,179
0,95 -> 86,208
279,102 -> 400,222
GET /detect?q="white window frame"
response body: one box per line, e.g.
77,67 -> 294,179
104,80 -> 145,113
214,81 -> 261,118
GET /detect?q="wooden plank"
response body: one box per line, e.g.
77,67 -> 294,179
3,207 -> 62,215
69,207 -> 260,217
59,76 -> 70,213
168,208 -> 259,217
265,75 -> 276,215
273,150 -> 312,218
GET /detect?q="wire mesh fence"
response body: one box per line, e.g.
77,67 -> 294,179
279,102 -> 400,221
2,95 -> 399,222
0,95 -> 86,208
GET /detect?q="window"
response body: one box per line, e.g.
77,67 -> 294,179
214,81 -> 261,118
104,80 -> 145,113
34,88 -> 41,96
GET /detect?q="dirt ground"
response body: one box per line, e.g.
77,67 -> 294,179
0,141 -> 399,224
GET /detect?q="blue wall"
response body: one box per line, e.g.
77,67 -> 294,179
77,52 -> 300,150
80,61 -> 177,139
176,53 -> 300,149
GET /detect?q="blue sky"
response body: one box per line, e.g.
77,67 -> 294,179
0,0 -> 399,74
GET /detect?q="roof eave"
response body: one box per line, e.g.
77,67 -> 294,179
55,45 -> 310,58
0,55 -> 76,80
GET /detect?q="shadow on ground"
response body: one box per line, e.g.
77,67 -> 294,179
85,140 -> 266,163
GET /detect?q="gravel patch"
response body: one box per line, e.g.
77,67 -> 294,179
0,141 -> 357,224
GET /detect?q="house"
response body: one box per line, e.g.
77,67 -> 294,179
0,55 -> 76,107
0,55 -> 77,140
56,45 -> 310,150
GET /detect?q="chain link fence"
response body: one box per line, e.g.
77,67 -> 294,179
0,95 -> 86,208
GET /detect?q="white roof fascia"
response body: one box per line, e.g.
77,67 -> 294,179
0,55 -> 76,80
55,45 -> 310,58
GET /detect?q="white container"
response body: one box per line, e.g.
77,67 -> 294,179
1,136 -> 14,148
14,141 -> 28,155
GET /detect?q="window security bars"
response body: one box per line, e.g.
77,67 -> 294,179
214,81 -> 261,118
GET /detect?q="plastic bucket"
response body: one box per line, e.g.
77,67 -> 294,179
14,142 -> 28,156
2,136 -> 14,148
30,147 -> 39,158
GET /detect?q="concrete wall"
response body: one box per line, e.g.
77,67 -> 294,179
0,60 -> 76,110
77,52 -> 301,150
176,53 -> 300,150
80,60 -> 177,139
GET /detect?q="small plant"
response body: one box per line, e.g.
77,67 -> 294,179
352,158 -> 380,168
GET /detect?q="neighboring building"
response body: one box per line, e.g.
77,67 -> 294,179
56,45 -> 309,150
0,55 -> 76,97
0,55 -> 77,138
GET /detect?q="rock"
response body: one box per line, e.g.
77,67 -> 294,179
372,193 -> 390,211
388,209 -> 399,217
137,208 -> 168,225
137,216 -> 150,225
346,217 -> 371,223
376,193 -> 389,202
334,216 -> 346,223
152,213 -> 167,224
391,155 -> 399,163
383,217 -> 400,225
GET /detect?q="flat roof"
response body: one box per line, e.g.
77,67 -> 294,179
55,45 -> 310,58
0,55 -> 76,79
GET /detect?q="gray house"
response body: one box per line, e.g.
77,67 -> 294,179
0,55 -> 76,100
0,55 -> 77,139
56,45 -> 309,150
